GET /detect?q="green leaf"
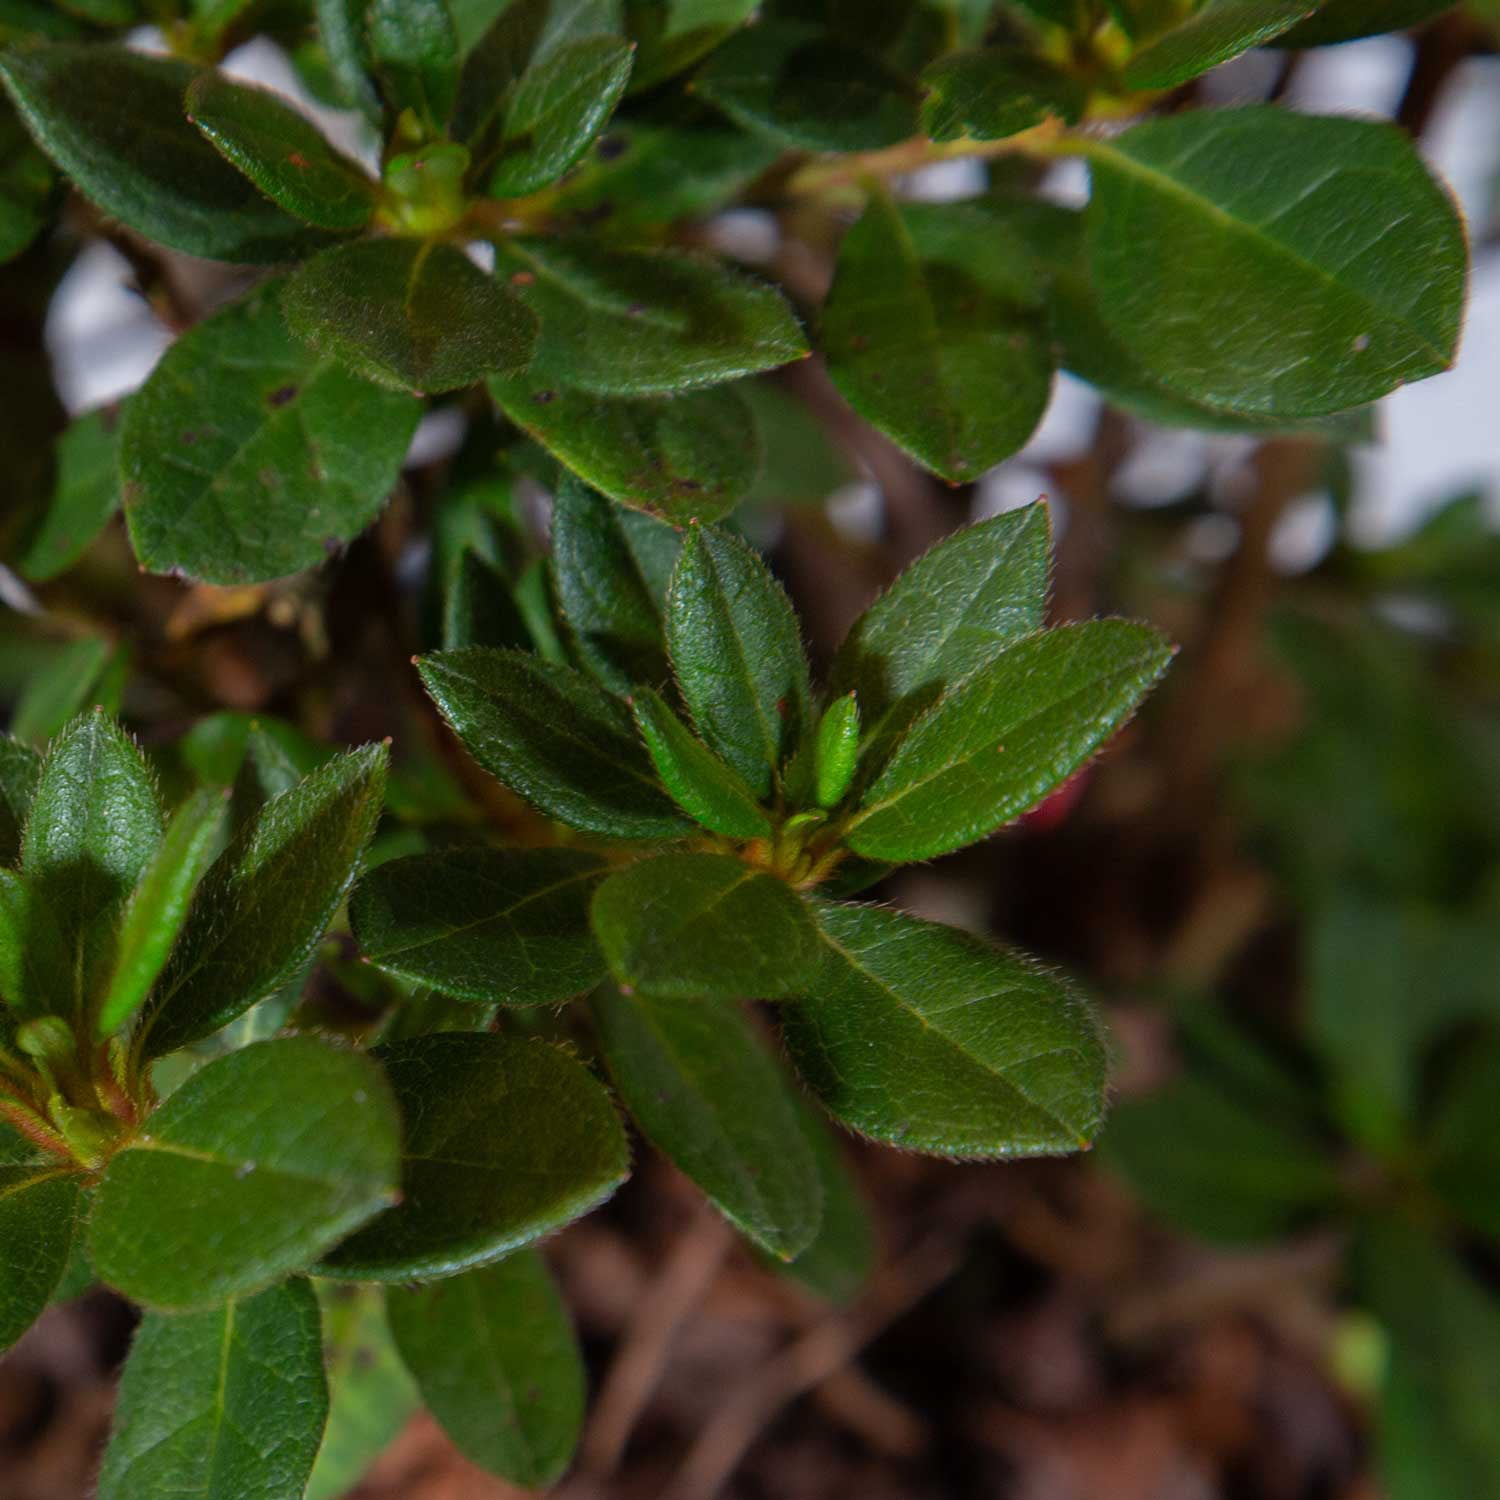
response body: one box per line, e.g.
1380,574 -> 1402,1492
0,1166 -> 81,1354
368,0 -> 460,132
631,687 -> 772,838
317,1031 -> 629,1280
96,788 -> 227,1040
443,546 -> 533,650
550,477 -> 679,692
184,71 -> 377,231
0,96 -> 52,265
0,735 -> 40,865
388,1251 -> 584,1487
1274,0 -> 1455,48
665,524 -> 811,799
122,280 -> 423,585
591,851 -> 820,1000
17,408 -> 119,582
1085,108 -> 1467,420
813,693 -> 860,810
351,846 -> 609,1004
1123,2 -> 1315,89
830,503 -> 1050,755
494,237 -> 806,396
306,1285 -> 419,1500
137,745 -> 388,1058
23,711 -> 162,1017
845,621 -> 1171,862
1428,1035 -> 1500,1241
593,984 -> 822,1257
419,647 -> 691,839
283,239 -> 537,395
490,374 -> 761,524
314,0 -> 383,119
96,1279 -> 329,1500
781,899 -> 1108,1157
694,20 -> 920,152
626,0 -> 758,89
0,46 -> 330,262
0,867 -> 69,1017
920,48 -> 1083,141
10,637 -> 126,747
822,191 -> 1052,482
739,376 -> 856,508
90,1038 -> 401,1309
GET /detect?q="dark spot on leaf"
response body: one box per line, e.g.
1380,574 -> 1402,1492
180,429 -> 199,445
596,134 -> 628,161
532,389 -> 557,405
121,481 -> 142,509
267,384 -> 298,407
509,270 -> 536,287
288,151 -> 310,169
775,697 -> 788,718
258,467 -> 281,490
323,536 -> 342,556
353,1348 -> 376,1371
626,302 -> 645,317
848,334 -> 869,352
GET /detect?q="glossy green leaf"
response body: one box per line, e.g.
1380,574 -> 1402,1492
317,1031 -> 629,1280
1428,1035 -> 1500,1241
823,192 -> 1052,482
666,524 -> 811,798
368,0 -> 460,132
96,1279 -> 328,1500
1274,0 -> 1454,48
0,1166 -> 81,1354
1123,2 -> 1314,89
550,476 -> 679,692
17,408 -> 119,582
846,621 -> 1172,862
0,735 -> 40,865
90,1038 -> 401,1309
95,788 -> 227,1040
314,0 -> 382,119
631,686 -> 772,838
591,851 -> 820,1000
388,1252 -> 583,1486
351,846 -> 609,1004
185,71 -> 377,231
920,48 -> 1083,141
494,237 -> 806,396
0,96 -> 51,264
490,374 -> 761,524
0,46 -> 329,262
122,281 -> 423,585
419,646 -> 691,839
626,0 -> 758,89
1085,108 -> 1467,420
593,984 -> 822,1257
694,20 -> 920,151
283,239 -> 537,395
137,745 -> 388,1058
813,693 -> 860,809
443,546 -> 532,650
782,900 -> 1108,1157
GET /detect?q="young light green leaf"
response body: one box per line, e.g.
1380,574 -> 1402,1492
813,694 -> 860,810
1123,1 -> 1315,89
388,1252 -> 584,1488
419,646 -> 691,839
0,735 -> 40,865
490,374 -> 761,524
96,1279 -> 329,1500
90,1038 -> 401,1309
0,1166 -> 81,1354
781,900 -> 1108,1157
591,852 -> 820,1000
0,46 -> 330,262
822,192 -> 1052,482
1085,108 -> 1467,420
593,985 -> 823,1257
920,48 -> 1083,141
137,744 -> 388,1058
17,407 -> 119,582
846,621 -> 1172,862
122,280 -> 422,585
631,687 -> 771,838
95,788 -> 227,1040
368,0 -> 460,132
494,237 -> 806,396
282,239 -> 538,394
351,846 -> 609,1004
666,524 -> 811,799
184,70 -> 378,230
317,1032 -> 629,1280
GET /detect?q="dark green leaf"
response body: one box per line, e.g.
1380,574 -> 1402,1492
0,735 -> 40,865
0,97 -> 52,265
1274,0 -> 1454,48
443,546 -> 533,651
10,637 -> 126,747
317,1031 -> 629,1280
0,866 -> 69,1017
822,191 -> 1053,481
96,1279 -> 328,1500
122,280 -> 423,585
1428,1035 -> 1500,1241
368,0 -> 460,132
781,900 -> 1108,1157
591,851 -> 820,1000
138,745 -> 388,1058
419,647 -> 691,839
17,408 -> 119,582
185,71 -> 377,231
351,846 -> 609,1004
1085,108 -> 1467,419
593,984 -> 822,1257
388,1253 -> 582,1485
694,20 -> 920,151
920,48 -> 1083,141
626,0 -> 758,89
0,46 -> 330,262
90,1038 -> 401,1309
666,524 -> 811,799
494,237 -> 806,396
739,377 -> 855,508
314,0 -> 383,119
1123,2 -> 1314,89
631,687 -> 772,838
847,621 -> 1170,861
0,1167 -> 81,1354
